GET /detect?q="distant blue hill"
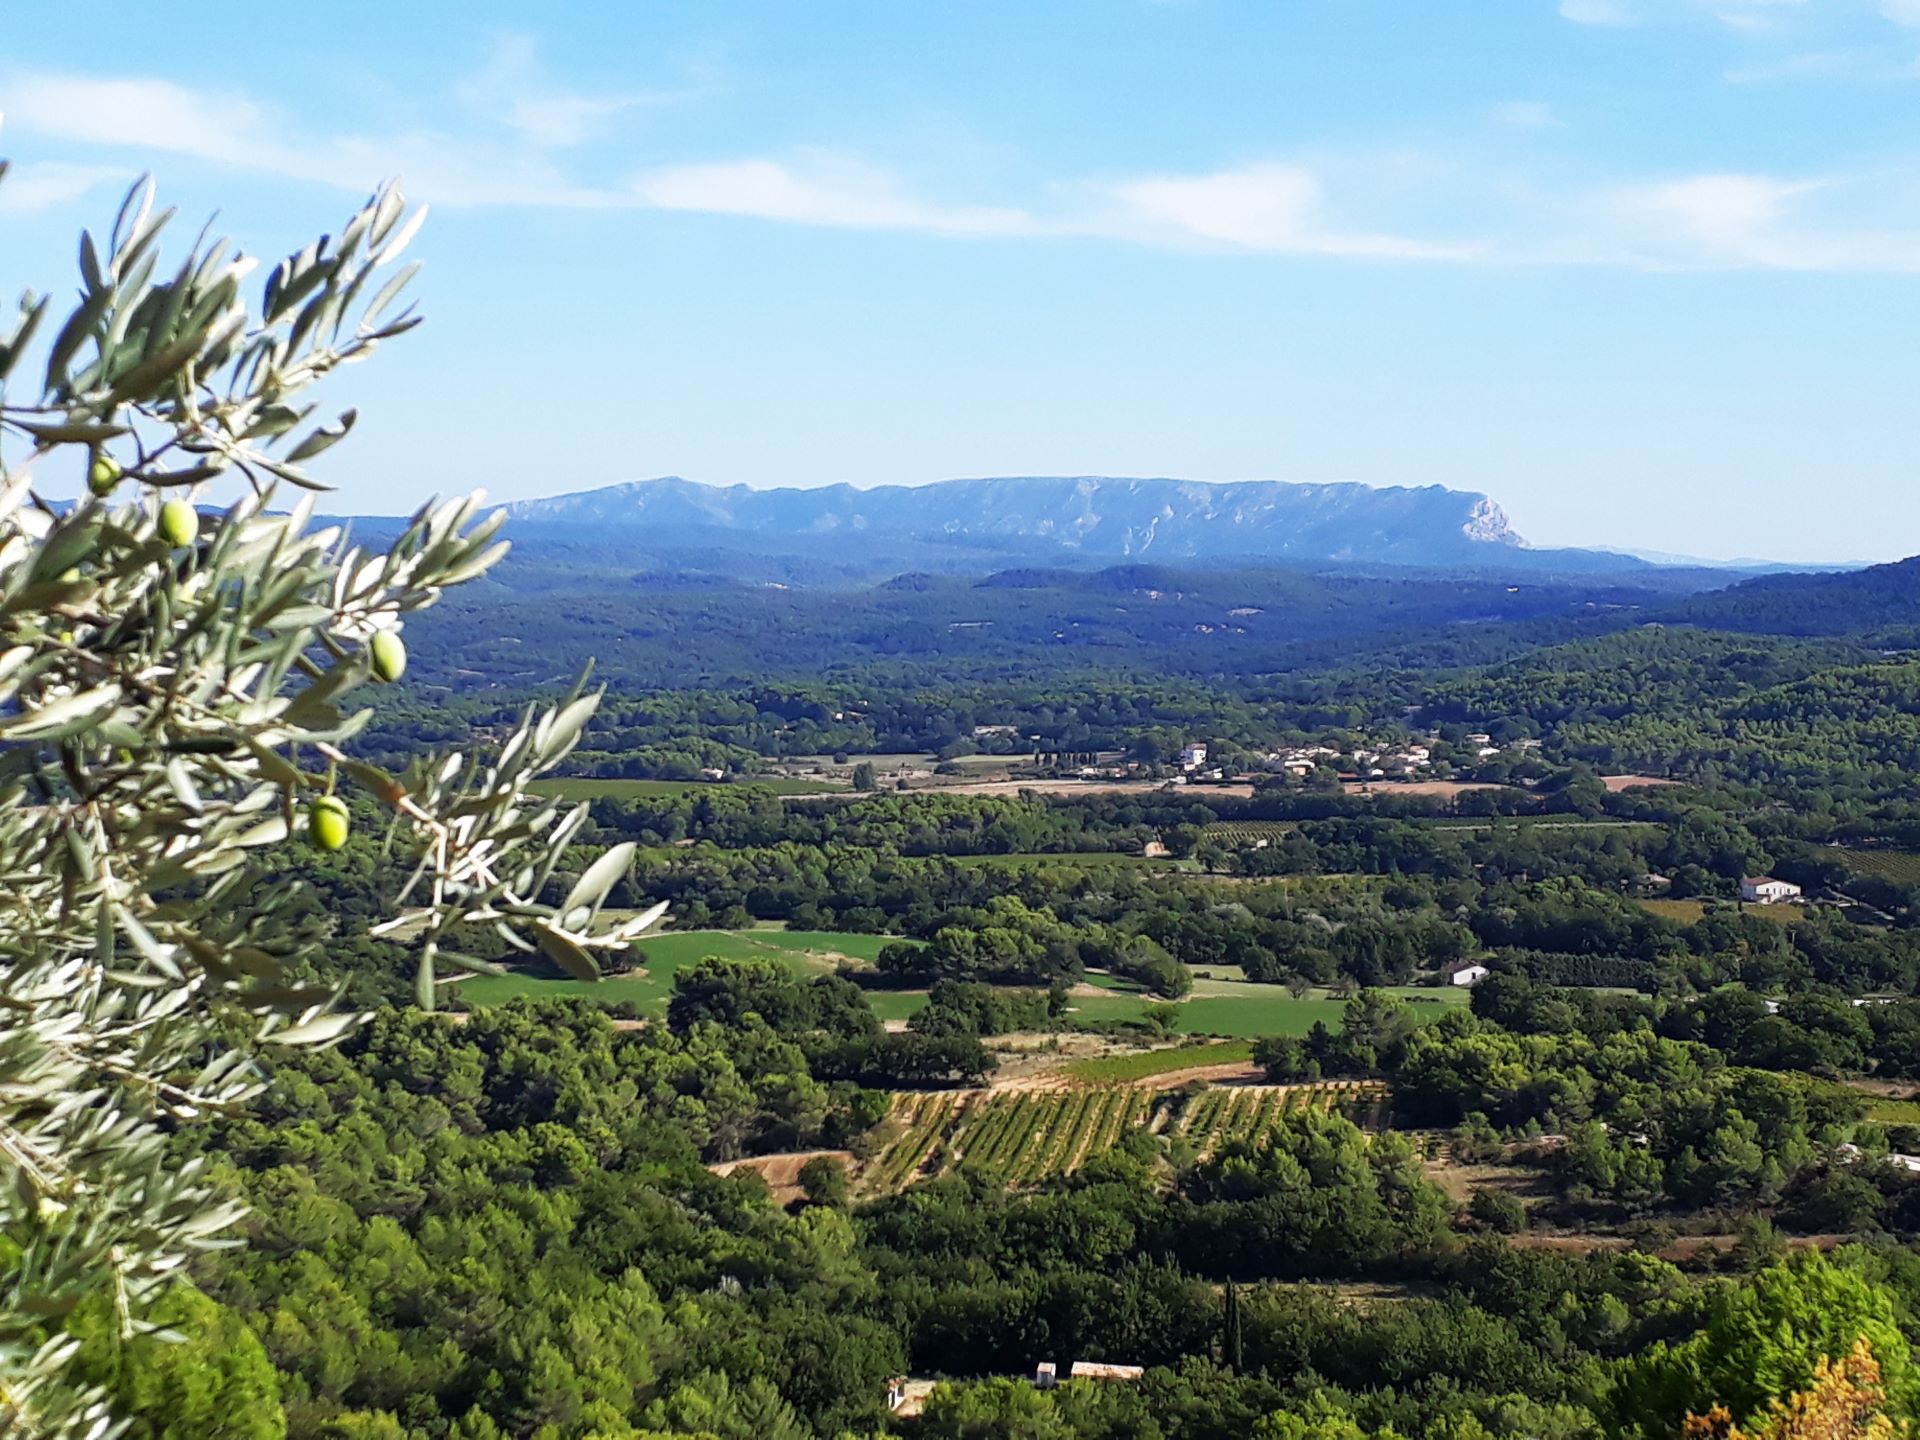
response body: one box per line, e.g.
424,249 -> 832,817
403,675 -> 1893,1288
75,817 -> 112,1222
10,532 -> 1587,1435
502,474 -> 1613,572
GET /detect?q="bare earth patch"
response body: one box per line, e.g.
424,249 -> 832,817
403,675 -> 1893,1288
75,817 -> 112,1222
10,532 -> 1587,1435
709,1150 -> 853,1206
921,777 -> 1256,799
1341,779 -> 1519,799
1601,774 -> 1683,792
1114,1061 -> 1267,1091
1842,1077 -> 1920,1099
1422,1160 -> 1539,1205
985,1032 -> 1126,1088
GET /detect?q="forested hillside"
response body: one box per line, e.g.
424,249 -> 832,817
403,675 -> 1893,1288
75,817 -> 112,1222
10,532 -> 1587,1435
399,555 -> 1724,689
1666,556 -> 1920,640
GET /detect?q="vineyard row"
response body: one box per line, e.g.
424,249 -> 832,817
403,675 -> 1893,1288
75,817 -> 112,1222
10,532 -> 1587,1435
866,1081 -> 1389,1193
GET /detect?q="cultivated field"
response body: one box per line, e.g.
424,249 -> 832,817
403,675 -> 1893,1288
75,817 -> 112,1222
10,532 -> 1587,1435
865,1080 -> 1389,1192
457,928 -> 913,1011
923,777 -> 1258,799
1638,898 -> 1805,926
1339,780 -> 1518,799
1203,820 -> 1299,845
1837,848 -> 1920,885
530,775 -> 844,801
1065,1040 -> 1256,1083
1064,979 -> 1467,1038
856,978 -> 1469,1037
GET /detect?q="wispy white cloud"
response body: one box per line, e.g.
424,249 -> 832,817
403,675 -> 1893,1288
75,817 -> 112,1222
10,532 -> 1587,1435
1105,163 -> 1476,259
1560,0 -> 1635,26
456,34 -> 689,148
1560,0 -> 1814,32
1608,170 -> 1920,270
6,74 -> 288,173
1723,46 -> 1920,82
1,68 -> 1036,232
1706,0 -> 1807,33
1635,172 -> 1816,247
0,158 -> 128,215
1,71 -> 616,207
1882,0 -> 1920,25
13,64 -> 1920,274
625,155 -> 1038,235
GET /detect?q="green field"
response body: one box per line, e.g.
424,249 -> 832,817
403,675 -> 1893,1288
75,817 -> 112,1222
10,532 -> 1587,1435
530,776 -> 844,801
863,990 -> 931,1022
459,936 -> 1469,1038
1064,980 -> 1468,1038
458,928 -> 911,1012
1838,849 -> 1920,885
859,986 -> 1439,1038
1867,1097 -> 1920,1125
1639,897 -> 1805,926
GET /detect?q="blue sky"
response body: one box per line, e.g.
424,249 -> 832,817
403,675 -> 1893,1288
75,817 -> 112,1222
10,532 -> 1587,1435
6,1 -> 1920,562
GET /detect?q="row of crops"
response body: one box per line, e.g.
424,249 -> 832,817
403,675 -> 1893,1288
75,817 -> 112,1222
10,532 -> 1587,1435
865,1081 -> 1390,1192
1838,848 -> 1920,885
1172,1080 -> 1387,1159
1202,821 -> 1298,846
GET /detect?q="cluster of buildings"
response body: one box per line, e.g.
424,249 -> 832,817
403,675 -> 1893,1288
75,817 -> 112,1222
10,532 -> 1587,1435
1252,732 -> 1538,782
1260,738 -> 1440,781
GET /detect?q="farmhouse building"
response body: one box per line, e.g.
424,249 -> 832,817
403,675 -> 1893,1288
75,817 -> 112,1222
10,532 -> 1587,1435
1449,964 -> 1492,987
1740,876 -> 1802,904
1071,1362 -> 1146,1382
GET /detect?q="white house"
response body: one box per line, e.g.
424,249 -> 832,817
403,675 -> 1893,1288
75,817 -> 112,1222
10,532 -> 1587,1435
1179,743 -> 1209,771
1837,1143 -> 1920,1174
1449,964 -> 1492,987
1034,1362 -> 1058,1390
1740,876 -> 1802,904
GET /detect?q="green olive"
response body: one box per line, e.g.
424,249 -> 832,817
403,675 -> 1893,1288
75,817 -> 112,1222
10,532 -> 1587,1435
88,453 -> 122,497
308,795 -> 350,851
369,630 -> 407,683
158,499 -> 198,548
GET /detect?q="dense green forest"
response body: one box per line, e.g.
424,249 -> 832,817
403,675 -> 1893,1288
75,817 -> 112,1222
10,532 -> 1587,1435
48,540 -> 1920,1440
